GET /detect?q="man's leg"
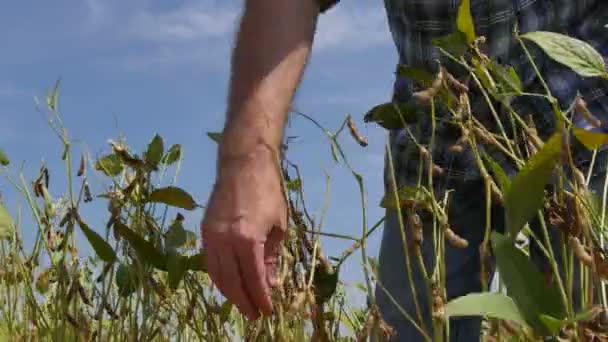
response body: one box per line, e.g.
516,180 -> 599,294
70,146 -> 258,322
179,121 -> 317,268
375,178 -> 501,341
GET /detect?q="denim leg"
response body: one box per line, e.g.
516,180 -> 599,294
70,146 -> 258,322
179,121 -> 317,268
376,179 -> 501,342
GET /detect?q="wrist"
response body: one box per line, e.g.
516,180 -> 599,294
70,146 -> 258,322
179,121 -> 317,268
217,137 -> 280,171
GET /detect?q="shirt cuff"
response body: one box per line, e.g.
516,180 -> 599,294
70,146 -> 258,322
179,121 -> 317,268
318,0 -> 339,13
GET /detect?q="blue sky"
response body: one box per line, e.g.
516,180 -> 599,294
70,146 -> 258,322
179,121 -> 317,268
0,0 -> 399,298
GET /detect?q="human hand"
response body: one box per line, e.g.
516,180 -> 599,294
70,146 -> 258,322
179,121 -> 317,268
201,145 -> 287,320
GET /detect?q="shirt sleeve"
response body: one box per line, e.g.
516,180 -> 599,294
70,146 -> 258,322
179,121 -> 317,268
318,0 -> 339,13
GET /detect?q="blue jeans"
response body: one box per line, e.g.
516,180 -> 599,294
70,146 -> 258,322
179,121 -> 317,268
375,152 -> 608,341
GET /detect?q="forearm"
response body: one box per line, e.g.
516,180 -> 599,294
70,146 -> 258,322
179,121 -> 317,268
219,0 -> 319,162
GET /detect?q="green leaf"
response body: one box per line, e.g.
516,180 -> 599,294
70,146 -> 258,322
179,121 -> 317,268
539,314 -> 564,335
95,154 -> 123,177
313,263 -> 339,304
483,154 -> 511,193
491,232 -> 566,335
398,66 -> 435,87
46,79 -> 60,112
162,144 -> 182,165
488,60 -> 523,95
380,185 -> 431,210
115,263 -> 138,297
456,0 -> 476,43
148,186 -> 197,210
0,203 -> 15,240
505,132 -> 561,236
522,31 -> 607,78
116,221 -> 167,270
0,149 -> 9,166
445,293 -> 527,327
219,301 -> 233,323
207,132 -> 223,144
165,219 -> 187,251
432,31 -> 468,57
354,282 -> 367,293
184,252 -> 207,272
287,178 -> 302,192
145,134 -> 164,168
363,102 -> 421,129
77,219 -> 117,263
167,252 -> 187,290
572,126 -> 608,150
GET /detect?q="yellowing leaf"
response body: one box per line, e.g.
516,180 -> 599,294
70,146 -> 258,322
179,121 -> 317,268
522,31 -> 607,78
457,0 -> 476,43
148,186 -> 197,210
573,126 -> 608,150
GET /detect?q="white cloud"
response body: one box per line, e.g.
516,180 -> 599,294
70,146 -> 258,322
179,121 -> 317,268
81,0 -> 392,70
314,4 -> 391,51
129,3 -> 240,43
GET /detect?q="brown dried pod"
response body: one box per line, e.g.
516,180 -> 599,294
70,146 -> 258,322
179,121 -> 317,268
593,251 -> 608,280
413,67 -> 445,104
571,237 -> 594,268
576,97 -> 602,129
449,144 -> 464,154
77,153 -> 86,177
346,115 -> 368,147
573,168 -> 587,188
443,67 -> 469,93
445,227 -> 469,249
407,212 -> 423,248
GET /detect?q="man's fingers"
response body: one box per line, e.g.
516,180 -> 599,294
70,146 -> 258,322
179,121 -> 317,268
237,241 -> 273,316
264,225 -> 285,288
218,250 -> 259,320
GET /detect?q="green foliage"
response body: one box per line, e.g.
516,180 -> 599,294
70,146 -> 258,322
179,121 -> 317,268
145,134 -> 164,169
432,31 -> 468,57
162,144 -> 182,165
363,102 -> 421,129
505,132 -> 561,237
456,0 -> 476,43
115,221 -> 168,271
0,149 -> 9,166
522,31 -> 607,78
77,218 -> 117,263
491,232 -> 566,335
207,131 -> 223,143
115,263 -> 138,297
445,293 -> 527,327
148,186 -> 198,210
95,154 -> 123,177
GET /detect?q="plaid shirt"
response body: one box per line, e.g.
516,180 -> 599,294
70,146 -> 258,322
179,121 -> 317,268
323,1 -> 608,187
